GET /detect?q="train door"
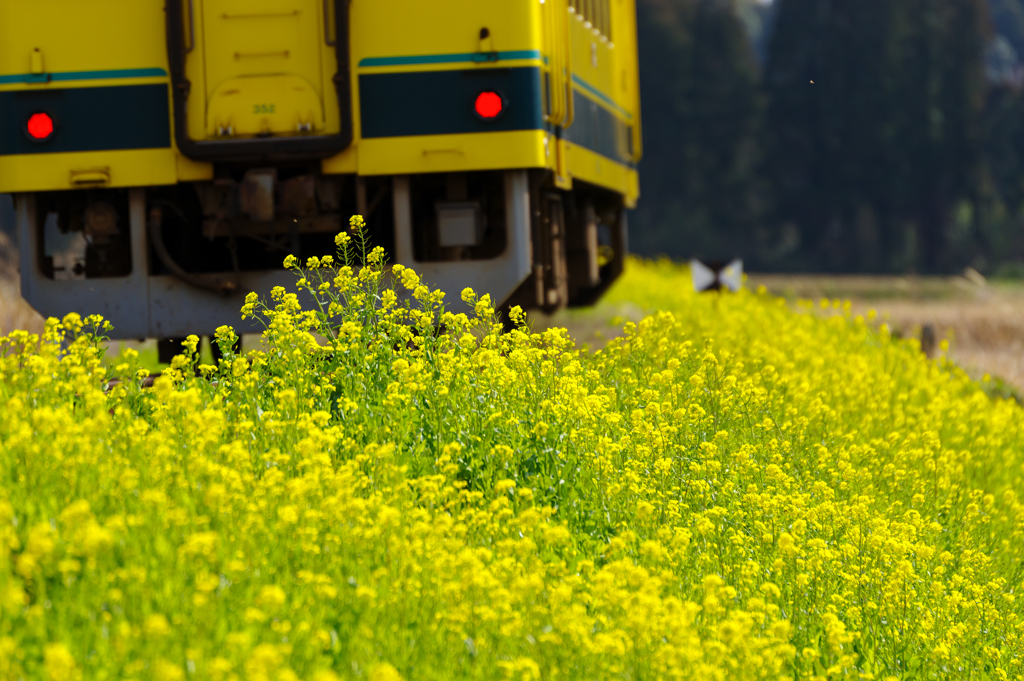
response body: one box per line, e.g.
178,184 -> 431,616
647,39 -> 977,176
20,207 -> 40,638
168,0 -> 351,157
198,0 -> 327,138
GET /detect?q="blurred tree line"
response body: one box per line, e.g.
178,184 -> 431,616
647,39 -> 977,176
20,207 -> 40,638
632,0 -> 1024,276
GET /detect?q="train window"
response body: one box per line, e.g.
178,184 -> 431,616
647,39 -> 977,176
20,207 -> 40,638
569,0 -> 612,42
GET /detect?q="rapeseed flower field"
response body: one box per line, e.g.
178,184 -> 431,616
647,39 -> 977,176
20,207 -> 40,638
2,218 -> 1023,680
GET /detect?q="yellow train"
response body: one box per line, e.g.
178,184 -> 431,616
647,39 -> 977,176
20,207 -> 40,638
0,0 -> 641,352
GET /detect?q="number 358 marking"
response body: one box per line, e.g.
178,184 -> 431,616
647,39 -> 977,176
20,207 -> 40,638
253,104 -> 276,114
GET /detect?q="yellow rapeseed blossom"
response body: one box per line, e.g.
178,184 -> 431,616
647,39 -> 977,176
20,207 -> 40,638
43,643 -> 79,681
1,240 -> 1022,679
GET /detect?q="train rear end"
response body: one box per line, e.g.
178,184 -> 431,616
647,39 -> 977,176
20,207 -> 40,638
0,0 -> 640,345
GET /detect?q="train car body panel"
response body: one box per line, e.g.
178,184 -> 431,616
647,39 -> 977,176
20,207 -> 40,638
1,0 -> 641,342
357,131 -> 548,177
349,0 -> 541,72
0,2 -> 167,84
0,148 -> 178,194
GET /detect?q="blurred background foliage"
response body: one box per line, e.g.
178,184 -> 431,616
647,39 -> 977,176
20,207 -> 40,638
632,0 -> 1024,276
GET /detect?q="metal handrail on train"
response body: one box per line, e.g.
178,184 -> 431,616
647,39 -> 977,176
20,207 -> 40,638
563,0 -> 575,129
626,0 -> 642,163
543,0 -> 561,125
323,0 -> 336,46
184,0 -> 195,53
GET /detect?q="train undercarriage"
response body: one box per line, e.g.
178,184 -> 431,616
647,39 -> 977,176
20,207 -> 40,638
15,169 -> 626,356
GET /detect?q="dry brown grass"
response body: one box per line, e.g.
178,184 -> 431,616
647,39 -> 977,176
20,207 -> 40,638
749,273 -> 1024,392
0,233 -> 45,336
538,271 -> 1024,394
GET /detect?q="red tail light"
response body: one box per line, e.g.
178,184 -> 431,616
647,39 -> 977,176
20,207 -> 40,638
27,112 -> 54,140
474,91 -> 503,119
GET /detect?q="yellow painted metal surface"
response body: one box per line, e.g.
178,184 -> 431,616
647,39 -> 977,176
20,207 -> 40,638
176,154 -> 215,182
0,149 -> 178,193
189,0 -> 338,140
565,141 -> 636,205
358,130 -> 548,177
0,0 -> 640,205
349,0 -> 540,68
321,146 -> 358,175
0,2 -> 165,87
543,0 -> 574,193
